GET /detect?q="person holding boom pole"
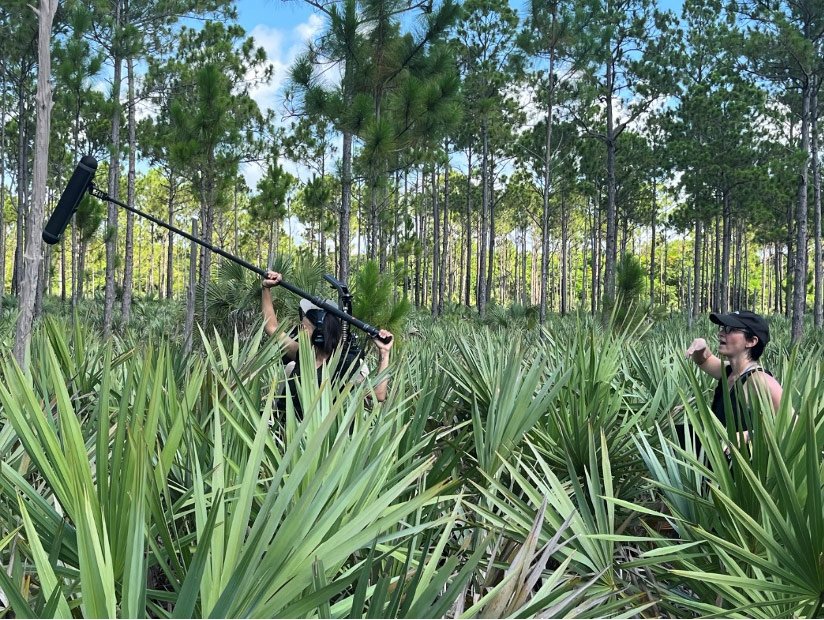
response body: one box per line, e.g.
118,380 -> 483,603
262,271 -> 394,414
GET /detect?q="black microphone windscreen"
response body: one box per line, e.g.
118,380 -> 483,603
43,155 -> 98,245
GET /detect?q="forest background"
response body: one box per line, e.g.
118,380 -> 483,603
0,0 -> 823,358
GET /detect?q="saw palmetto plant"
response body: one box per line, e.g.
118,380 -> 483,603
0,313 -> 823,618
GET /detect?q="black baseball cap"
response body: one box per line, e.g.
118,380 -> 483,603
709,310 -> 770,346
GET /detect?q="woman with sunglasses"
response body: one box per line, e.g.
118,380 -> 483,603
261,270 -> 394,411
685,311 -> 783,443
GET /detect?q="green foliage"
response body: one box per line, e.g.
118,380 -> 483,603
1,310 -> 824,617
352,260 -> 411,337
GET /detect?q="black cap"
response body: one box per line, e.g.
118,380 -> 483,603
709,310 -> 770,346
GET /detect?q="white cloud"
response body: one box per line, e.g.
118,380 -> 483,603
247,13 -> 326,116
295,13 -> 324,42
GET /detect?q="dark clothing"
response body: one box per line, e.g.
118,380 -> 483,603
675,364 -> 770,452
710,365 -> 770,431
276,348 -> 364,419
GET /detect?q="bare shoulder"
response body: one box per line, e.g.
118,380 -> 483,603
751,369 -> 782,391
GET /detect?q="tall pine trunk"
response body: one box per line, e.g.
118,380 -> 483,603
791,79 -> 811,340
812,73 -> 822,328
692,219 -> 701,318
721,191 -> 731,313
464,148 -> 472,307
0,70 -> 6,315
121,56 -> 137,324
184,218 -> 198,356
486,154 -> 496,305
603,60 -> 618,306
649,177 -> 656,306
478,118 -> 488,316
103,0 -> 123,334
340,130 -> 353,284
431,166 -> 439,316
14,0 -> 57,365
166,178 -> 176,300
440,149 -> 449,316
13,76 -> 27,297
560,190 -> 568,315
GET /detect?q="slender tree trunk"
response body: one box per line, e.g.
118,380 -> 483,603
0,71 -> 6,315
486,154 -> 496,306
13,75 -> 27,297
775,242 -> 781,314
464,148 -> 472,307
792,80 -> 811,340
431,165 -> 439,316
14,0 -> 57,365
121,56 -> 137,324
184,218 -> 198,356
650,177 -> 656,306
603,61 -> 618,306
393,170 -> 401,301
692,219 -> 701,318
166,179 -> 176,300
440,148 -> 449,316
478,118 -> 489,316
785,202 -> 794,318
721,191 -> 731,313
103,0 -> 123,334
415,172 -> 421,307
78,237 -> 88,299
561,190 -> 568,315
811,74 -> 821,328
761,245 -> 767,314
521,227 -> 528,306
340,131 -> 352,283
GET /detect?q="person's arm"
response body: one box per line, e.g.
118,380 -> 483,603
747,371 -> 786,418
685,337 -> 724,379
372,329 -> 393,403
262,271 -> 298,360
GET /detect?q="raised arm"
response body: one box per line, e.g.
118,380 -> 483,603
262,271 -> 298,360
372,329 -> 394,403
685,337 -> 724,379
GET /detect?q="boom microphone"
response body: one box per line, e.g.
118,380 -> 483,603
43,155 -> 98,245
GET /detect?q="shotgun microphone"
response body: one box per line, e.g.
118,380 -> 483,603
43,155 -> 98,245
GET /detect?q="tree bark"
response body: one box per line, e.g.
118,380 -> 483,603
721,191 -> 731,313
478,117 -> 489,316
14,0 -> 57,365
486,154 -> 496,306
166,177 -> 176,300
560,190 -> 567,315
812,74 -> 821,328
13,73 -> 27,297
340,130 -> 353,284
431,166 -> 439,316
103,0 -> 123,335
603,61 -> 617,306
692,219 -> 701,318
650,177 -> 656,306
464,147 -> 472,307
792,79 -> 811,341
0,69 -> 6,315
121,56 -> 137,324
440,156 -> 449,315
184,218 -> 198,356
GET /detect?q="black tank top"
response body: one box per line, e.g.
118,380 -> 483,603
710,365 -> 770,431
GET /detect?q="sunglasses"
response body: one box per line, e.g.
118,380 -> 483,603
718,325 -> 752,336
